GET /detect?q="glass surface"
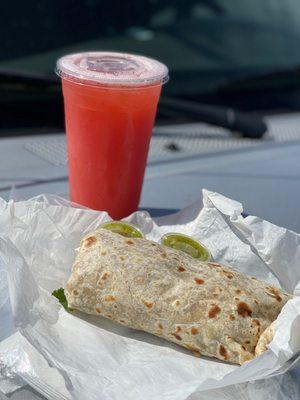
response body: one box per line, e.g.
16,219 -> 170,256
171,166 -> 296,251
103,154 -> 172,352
1,0 -> 300,95
2,0 -> 300,132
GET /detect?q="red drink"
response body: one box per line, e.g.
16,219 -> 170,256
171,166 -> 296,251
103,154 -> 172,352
56,52 -> 168,219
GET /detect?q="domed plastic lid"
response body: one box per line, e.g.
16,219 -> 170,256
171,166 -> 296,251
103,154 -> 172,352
56,51 -> 169,87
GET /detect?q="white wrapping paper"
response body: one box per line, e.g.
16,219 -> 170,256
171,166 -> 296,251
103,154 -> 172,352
0,190 -> 299,400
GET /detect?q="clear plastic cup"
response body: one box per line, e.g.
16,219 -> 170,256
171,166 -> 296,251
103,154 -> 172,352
56,52 -> 168,219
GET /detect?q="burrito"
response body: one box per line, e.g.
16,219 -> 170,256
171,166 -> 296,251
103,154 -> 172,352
65,229 -> 291,364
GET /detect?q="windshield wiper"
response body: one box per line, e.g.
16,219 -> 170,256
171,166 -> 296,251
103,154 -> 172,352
0,68 -> 57,82
0,69 -> 267,138
0,69 -> 59,91
159,97 -> 267,139
219,66 -> 300,92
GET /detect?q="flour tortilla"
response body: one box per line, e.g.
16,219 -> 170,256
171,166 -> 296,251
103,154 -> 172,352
65,229 -> 291,364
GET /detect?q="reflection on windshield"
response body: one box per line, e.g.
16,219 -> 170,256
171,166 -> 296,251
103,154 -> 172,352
1,0 -> 300,97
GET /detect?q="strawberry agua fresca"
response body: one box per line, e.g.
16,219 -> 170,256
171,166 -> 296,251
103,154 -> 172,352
56,52 -> 168,218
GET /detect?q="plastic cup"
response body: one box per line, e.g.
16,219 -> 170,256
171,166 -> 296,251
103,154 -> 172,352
56,52 -> 168,219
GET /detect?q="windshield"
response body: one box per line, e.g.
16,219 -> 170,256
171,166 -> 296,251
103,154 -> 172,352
1,0 -> 300,97
2,0 -> 300,134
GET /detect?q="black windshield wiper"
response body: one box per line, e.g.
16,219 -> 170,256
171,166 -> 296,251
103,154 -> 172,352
0,69 -> 59,91
219,66 -> 300,93
0,69 -> 267,138
159,96 -> 267,139
0,68 -> 57,82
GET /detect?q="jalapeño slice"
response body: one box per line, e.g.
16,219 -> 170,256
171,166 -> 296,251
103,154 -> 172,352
161,233 -> 211,261
99,221 -> 143,238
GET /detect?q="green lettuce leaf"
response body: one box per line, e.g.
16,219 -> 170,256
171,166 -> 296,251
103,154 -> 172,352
52,288 -> 70,311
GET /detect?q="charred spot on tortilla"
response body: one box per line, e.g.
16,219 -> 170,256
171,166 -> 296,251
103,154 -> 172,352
266,287 -> 282,302
235,289 -> 241,294
101,251 -> 107,256
72,289 -> 79,296
222,268 -> 233,276
125,240 -> 134,245
104,295 -> 116,301
172,333 -> 182,340
95,307 -> 101,313
186,344 -> 196,350
158,323 -> 163,330
229,314 -> 235,321
219,345 -> 228,360
208,304 -> 221,318
160,252 -> 167,258
119,256 -> 125,261
174,300 -> 180,306
142,300 -> 153,309
191,327 -> 199,335
120,319 -> 126,323
175,326 -> 182,333
83,236 -> 97,247
252,318 -> 261,335
178,265 -> 186,272
237,302 -> 252,317
194,277 -> 205,285
208,262 -> 222,268
225,272 -> 234,279
254,299 -> 259,304
186,344 -> 201,357
106,314 -> 113,318
101,272 -> 109,281
193,350 -> 201,357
